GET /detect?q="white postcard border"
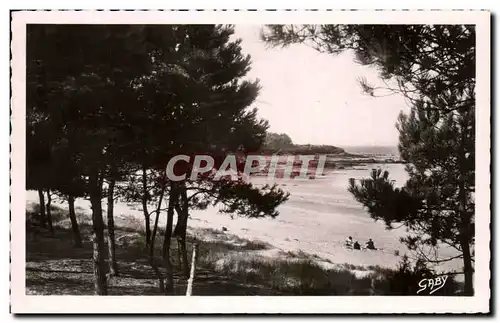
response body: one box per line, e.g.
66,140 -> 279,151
10,9 -> 491,314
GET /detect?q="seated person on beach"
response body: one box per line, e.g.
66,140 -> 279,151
365,238 -> 376,250
353,241 -> 361,250
345,236 -> 353,248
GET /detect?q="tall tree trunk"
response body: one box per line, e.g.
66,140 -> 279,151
45,189 -> 54,237
460,236 -> 473,296
107,176 -> 118,277
37,189 -> 46,228
458,116 -> 474,296
148,180 -> 167,293
177,236 -> 189,278
150,180 -> 166,249
174,204 -> 183,269
141,164 -> 151,247
89,170 -> 108,295
162,185 -> 178,294
459,176 -> 474,296
68,194 -> 82,248
176,237 -> 182,270
174,185 -> 190,278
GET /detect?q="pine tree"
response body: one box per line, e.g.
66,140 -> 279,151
138,25 -> 289,289
26,25 -> 165,295
27,24 -> 289,295
263,25 -> 475,295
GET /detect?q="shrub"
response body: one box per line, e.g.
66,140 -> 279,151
380,255 -> 462,296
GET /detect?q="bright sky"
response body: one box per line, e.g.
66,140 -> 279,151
234,25 -> 410,147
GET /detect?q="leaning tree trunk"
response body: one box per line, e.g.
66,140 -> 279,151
162,185 -> 178,294
141,164 -> 151,247
45,189 -> 54,237
68,194 -> 82,248
148,180 -> 167,293
107,176 -> 118,277
89,170 -> 108,295
37,189 -> 46,228
185,243 -> 198,296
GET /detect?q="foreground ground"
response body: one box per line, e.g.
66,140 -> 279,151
25,204 -> 380,295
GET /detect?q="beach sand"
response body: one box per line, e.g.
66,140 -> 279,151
24,163 -> 463,275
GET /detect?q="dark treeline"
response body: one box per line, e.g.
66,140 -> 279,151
26,24 -> 289,295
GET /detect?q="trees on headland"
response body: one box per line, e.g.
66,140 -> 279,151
263,132 -> 294,150
26,24 -> 288,295
262,132 -> 345,155
262,25 -> 476,295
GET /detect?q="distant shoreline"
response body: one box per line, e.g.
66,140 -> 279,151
260,144 -> 403,166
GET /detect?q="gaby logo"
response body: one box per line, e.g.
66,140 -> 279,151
164,154 -> 327,181
417,275 -> 449,295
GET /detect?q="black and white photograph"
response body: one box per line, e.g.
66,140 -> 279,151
10,9 -> 491,314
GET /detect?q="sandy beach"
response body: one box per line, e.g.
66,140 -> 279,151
25,162 -> 463,275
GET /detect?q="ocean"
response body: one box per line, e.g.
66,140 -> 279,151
342,145 -> 401,159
